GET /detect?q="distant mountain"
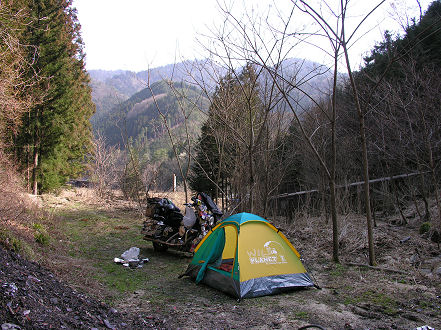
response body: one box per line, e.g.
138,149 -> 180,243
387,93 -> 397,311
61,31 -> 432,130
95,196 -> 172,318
88,58 -> 337,120
88,58 -> 336,155
89,79 -> 127,127
94,80 -> 208,160
88,69 -> 130,82
275,58 -> 340,108
89,60 -> 223,99
92,70 -> 145,98
88,60 -> 224,126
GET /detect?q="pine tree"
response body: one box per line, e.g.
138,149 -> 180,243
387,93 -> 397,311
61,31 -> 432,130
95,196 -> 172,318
190,64 -> 264,210
189,121 -> 220,196
362,0 -> 441,81
189,73 -> 237,200
14,0 -> 94,193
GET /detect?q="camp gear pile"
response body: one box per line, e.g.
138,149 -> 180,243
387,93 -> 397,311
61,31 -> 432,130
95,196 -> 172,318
142,193 -> 223,253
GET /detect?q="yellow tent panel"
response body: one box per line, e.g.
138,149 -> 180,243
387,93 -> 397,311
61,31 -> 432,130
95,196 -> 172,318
181,212 -> 315,298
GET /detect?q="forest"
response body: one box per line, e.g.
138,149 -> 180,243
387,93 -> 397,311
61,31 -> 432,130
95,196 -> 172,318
0,0 -> 441,328
187,1 -> 441,265
1,0 -> 441,263
0,0 -> 94,194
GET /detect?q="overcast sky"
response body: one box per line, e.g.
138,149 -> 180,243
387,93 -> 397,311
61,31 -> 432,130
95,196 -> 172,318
73,0 -> 432,72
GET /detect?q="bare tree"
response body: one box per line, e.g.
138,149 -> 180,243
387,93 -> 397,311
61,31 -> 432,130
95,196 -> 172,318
193,0 -> 390,264
89,132 -> 121,198
184,3 -> 317,216
145,68 -> 203,203
199,0 -> 343,261
370,59 -> 441,233
187,58 -> 293,215
286,0 -> 387,266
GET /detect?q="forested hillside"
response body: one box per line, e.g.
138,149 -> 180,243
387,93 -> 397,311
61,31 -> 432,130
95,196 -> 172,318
88,58 -> 334,195
89,58 -> 333,126
1,0 -> 94,194
94,80 -> 208,158
88,61 -> 223,119
89,61 -> 222,97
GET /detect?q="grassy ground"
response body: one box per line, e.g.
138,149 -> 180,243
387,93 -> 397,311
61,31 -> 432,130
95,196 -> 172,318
39,193 -> 187,304
25,188 -> 441,329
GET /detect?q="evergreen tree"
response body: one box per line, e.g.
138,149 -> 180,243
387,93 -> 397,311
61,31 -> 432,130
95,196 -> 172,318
190,64 -> 264,210
189,71 -> 240,199
13,0 -> 94,193
189,121 -> 220,196
362,0 -> 441,80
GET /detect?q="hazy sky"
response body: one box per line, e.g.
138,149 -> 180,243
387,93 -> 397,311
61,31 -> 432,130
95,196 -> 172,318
74,0 -> 219,71
73,0 -> 432,72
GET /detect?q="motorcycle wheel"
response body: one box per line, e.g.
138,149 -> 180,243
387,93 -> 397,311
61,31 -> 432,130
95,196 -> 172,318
153,242 -> 168,252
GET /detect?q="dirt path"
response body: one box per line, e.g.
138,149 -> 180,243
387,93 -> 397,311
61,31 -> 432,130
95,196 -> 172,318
0,246 -> 166,329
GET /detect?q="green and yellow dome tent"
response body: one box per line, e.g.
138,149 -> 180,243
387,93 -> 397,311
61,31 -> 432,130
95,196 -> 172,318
180,212 -> 316,298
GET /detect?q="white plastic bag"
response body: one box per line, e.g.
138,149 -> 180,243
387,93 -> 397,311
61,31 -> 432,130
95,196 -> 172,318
121,247 -> 140,261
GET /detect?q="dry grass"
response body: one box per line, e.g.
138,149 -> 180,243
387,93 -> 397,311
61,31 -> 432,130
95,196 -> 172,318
0,153 -> 41,251
3,186 -> 439,329
274,207 -> 440,278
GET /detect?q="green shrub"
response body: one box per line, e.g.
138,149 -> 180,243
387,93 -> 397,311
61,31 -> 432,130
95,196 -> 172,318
32,223 -> 45,231
34,231 -> 50,245
419,222 -> 431,235
32,223 -> 50,245
0,229 -> 22,251
120,170 -> 143,200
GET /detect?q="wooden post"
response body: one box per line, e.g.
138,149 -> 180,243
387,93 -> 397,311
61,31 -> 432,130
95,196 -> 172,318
357,185 -> 362,214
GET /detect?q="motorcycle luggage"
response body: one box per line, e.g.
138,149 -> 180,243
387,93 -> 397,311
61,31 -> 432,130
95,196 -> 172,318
162,210 -> 183,227
198,192 -> 223,216
182,205 -> 197,229
143,193 -> 222,253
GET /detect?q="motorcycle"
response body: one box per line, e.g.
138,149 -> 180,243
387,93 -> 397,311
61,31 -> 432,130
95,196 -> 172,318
142,192 -> 223,253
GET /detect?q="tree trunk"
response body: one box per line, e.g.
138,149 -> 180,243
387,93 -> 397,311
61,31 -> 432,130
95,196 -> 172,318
26,144 -> 31,193
263,126 -> 270,218
342,38 -> 376,266
372,198 -> 377,228
249,146 -> 254,213
428,141 -> 441,233
391,179 -> 407,225
359,115 -> 376,266
32,148 -> 39,195
330,179 -> 339,263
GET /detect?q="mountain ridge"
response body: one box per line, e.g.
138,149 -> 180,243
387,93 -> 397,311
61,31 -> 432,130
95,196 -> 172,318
94,80 -> 208,163
88,58 -> 336,160
88,58 -> 336,124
